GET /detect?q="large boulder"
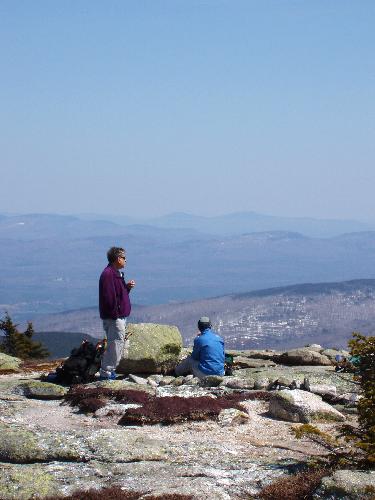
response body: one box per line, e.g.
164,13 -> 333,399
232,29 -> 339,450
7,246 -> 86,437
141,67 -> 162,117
269,389 -> 345,423
279,348 -> 332,366
0,352 -> 21,372
117,323 -> 183,375
312,469 -> 375,499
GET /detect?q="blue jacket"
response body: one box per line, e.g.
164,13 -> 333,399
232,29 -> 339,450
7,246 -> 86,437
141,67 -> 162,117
191,328 -> 225,375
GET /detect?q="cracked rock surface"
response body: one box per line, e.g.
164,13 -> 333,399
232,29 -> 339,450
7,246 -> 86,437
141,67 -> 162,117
0,367 -> 357,499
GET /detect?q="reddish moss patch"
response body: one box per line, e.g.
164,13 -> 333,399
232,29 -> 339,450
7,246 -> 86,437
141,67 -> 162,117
119,391 -> 270,425
65,386 -> 270,424
258,468 -> 327,500
65,386 -> 151,408
76,397 -> 108,413
119,395 -> 244,425
46,486 -> 194,499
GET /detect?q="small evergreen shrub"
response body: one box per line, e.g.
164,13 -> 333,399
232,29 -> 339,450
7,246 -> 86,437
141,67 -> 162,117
347,332 -> 375,463
0,313 -> 49,359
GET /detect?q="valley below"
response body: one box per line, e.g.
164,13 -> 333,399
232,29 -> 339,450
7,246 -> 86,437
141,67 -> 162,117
28,279 -> 375,358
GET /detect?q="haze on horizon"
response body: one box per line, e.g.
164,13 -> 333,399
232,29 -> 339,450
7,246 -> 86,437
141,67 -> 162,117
1,1 -> 374,221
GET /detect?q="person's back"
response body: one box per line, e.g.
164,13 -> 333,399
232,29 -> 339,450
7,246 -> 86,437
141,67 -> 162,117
192,323 -> 225,376
175,316 -> 225,378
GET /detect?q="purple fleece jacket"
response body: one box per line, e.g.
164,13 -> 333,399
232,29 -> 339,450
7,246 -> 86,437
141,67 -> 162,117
99,265 -> 131,320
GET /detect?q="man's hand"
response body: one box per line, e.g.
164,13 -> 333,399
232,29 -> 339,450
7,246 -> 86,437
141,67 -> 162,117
127,279 -> 136,290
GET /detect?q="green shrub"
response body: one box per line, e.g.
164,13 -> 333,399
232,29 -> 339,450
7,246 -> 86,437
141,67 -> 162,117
0,312 -> 49,359
348,332 -> 375,463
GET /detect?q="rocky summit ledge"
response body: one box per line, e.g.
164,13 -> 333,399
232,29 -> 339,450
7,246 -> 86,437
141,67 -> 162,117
0,348 -> 363,500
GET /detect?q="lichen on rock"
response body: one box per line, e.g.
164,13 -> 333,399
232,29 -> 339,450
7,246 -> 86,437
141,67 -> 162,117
0,353 -> 21,373
0,464 -> 60,499
19,380 -> 68,399
117,323 -> 183,374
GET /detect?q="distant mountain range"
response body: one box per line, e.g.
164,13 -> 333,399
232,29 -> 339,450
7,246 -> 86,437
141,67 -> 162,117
29,278 -> 375,355
78,210 -> 373,238
1,211 -> 371,241
2,212 -> 375,318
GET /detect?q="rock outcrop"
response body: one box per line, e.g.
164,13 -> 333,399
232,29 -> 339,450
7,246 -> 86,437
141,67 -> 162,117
313,469 -> 375,499
117,323 -> 183,374
279,348 -> 332,366
269,389 -> 346,423
0,342 -> 363,500
0,421 -> 168,464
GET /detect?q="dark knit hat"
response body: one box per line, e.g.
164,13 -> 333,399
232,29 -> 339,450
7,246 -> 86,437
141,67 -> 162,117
198,316 -> 211,332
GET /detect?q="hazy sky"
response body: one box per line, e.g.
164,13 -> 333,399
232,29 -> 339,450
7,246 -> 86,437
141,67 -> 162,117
1,1 -> 374,220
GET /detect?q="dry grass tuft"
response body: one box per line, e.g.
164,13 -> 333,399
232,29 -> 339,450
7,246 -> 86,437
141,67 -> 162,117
0,358 -> 64,375
257,468 -> 327,500
0,369 -> 20,374
22,358 -> 65,373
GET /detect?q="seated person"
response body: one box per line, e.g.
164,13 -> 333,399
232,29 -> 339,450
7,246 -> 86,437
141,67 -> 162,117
175,316 -> 225,379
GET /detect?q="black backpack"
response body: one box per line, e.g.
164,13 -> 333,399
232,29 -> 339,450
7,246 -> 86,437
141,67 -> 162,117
224,353 -> 234,376
55,339 -> 106,385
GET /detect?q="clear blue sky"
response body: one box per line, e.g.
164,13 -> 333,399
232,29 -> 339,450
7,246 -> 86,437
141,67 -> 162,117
1,1 -> 374,220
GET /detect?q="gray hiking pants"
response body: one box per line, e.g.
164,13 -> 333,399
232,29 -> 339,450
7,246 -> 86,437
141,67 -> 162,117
100,318 -> 129,377
175,356 -> 207,379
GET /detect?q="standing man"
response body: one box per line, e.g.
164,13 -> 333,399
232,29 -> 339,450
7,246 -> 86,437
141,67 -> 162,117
175,316 -> 225,379
99,247 -> 135,380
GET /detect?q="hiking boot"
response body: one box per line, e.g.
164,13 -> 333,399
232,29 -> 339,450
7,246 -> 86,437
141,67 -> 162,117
99,371 -> 116,381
